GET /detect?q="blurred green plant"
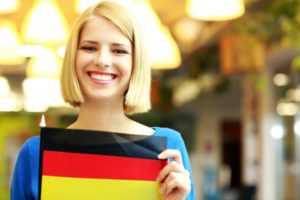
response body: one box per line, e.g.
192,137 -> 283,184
233,0 -> 300,47
292,55 -> 300,71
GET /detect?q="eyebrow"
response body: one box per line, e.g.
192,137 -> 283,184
80,40 -> 131,49
80,40 -> 97,45
111,43 -> 130,49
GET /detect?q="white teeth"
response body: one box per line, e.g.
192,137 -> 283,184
90,73 -> 114,81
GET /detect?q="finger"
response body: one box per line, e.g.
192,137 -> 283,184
165,178 -> 180,196
160,171 -> 179,196
158,149 -> 183,165
156,161 -> 184,182
159,179 -> 167,196
165,172 -> 191,197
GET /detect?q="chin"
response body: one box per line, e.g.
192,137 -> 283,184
83,90 -> 124,102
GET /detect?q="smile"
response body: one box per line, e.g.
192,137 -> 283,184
87,72 -> 117,84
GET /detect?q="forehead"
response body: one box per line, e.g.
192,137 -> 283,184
79,16 -> 131,46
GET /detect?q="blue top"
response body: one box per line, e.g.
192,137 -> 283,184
10,127 -> 195,200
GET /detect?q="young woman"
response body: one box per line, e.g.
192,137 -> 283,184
11,1 -> 195,200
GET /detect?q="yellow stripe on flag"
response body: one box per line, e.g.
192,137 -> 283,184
41,176 -> 163,200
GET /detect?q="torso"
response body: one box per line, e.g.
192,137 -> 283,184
12,127 -> 195,200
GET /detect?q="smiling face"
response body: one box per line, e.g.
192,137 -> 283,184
75,16 -> 133,103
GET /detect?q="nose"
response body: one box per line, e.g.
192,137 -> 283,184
95,47 -> 111,68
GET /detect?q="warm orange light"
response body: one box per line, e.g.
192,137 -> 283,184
22,0 -> 69,45
186,0 -> 245,21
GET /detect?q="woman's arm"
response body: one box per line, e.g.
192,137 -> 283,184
10,140 -> 32,200
176,134 -> 196,200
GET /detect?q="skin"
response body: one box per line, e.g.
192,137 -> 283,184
67,15 -> 191,200
157,150 -> 191,200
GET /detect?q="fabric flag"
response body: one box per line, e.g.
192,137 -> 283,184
38,127 -> 167,200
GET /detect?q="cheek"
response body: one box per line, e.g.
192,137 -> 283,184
124,60 -> 133,77
116,57 -> 132,81
125,65 -> 132,77
76,53 -> 93,71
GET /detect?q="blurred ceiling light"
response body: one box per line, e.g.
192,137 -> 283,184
277,101 -> 298,116
173,74 -> 219,106
76,0 -> 99,13
75,0 -> 133,13
23,78 -> 65,112
173,18 -> 202,51
0,77 -> 11,97
17,45 -> 48,58
26,49 -> 61,79
0,77 -> 21,111
0,93 -> 21,112
22,0 -> 69,45
134,1 -> 181,69
186,0 -> 245,21
173,79 -> 200,106
0,0 -> 19,14
150,25 -> 181,69
57,45 -> 66,58
287,88 -> 300,102
271,124 -> 285,140
294,120 -> 300,136
273,73 -> 289,87
0,21 -> 19,46
0,21 -> 25,65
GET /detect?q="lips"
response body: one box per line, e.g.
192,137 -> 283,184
87,71 -> 117,84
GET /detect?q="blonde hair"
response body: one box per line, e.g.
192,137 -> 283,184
60,1 -> 151,114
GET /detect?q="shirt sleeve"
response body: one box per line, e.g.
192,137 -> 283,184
10,139 -> 32,200
174,131 -> 196,200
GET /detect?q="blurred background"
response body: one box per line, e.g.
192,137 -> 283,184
1,0 -> 300,199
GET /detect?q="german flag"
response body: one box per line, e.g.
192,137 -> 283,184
38,127 -> 167,200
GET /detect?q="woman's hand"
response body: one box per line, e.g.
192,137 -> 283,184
157,149 -> 191,200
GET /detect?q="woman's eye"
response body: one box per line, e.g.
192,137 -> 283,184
80,46 -> 97,51
113,49 -> 128,54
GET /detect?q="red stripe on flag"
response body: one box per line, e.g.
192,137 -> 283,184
42,150 -> 166,181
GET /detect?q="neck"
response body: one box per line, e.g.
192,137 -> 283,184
70,98 -> 132,132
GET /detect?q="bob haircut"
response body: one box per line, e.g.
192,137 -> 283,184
60,1 -> 151,114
